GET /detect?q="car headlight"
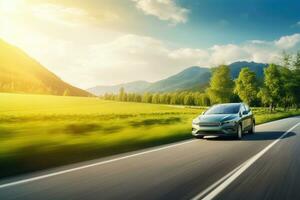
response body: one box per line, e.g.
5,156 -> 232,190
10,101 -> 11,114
192,118 -> 200,125
221,121 -> 236,126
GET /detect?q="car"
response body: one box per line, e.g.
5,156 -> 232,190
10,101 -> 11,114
192,103 -> 255,139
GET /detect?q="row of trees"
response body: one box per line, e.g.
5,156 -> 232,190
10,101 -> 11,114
103,90 -> 211,106
101,52 -> 300,111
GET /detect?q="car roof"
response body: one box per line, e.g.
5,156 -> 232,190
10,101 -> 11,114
214,103 -> 243,106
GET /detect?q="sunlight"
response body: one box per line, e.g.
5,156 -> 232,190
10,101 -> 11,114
0,0 -> 23,14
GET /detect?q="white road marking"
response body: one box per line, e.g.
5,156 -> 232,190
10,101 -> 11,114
191,164 -> 243,200
192,121 -> 300,200
0,140 -> 195,189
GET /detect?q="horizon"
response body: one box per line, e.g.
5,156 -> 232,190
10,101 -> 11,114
1,0 -> 300,88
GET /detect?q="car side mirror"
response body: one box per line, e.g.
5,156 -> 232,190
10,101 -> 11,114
242,110 -> 248,115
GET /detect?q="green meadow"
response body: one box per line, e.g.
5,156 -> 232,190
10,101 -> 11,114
0,93 -> 299,177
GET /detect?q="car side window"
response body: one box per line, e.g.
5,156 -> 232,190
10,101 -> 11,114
240,105 -> 245,113
241,104 -> 249,115
245,104 -> 250,112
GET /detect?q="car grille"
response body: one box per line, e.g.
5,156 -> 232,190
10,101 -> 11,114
197,131 -> 223,135
198,122 -> 220,127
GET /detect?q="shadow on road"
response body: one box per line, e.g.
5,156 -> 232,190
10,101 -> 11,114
204,131 -> 296,141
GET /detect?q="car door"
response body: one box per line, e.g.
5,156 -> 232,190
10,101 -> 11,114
242,104 -> 252,130
245,104 -> 254,128
240,105 -> 248,130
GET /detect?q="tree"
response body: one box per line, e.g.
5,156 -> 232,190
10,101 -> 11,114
142,92 -> 152,103
63,89 -> 70,96
184,93 -> 194,105
279,52 -> 299,110
170,93 -> 178,105
198,93 -> 210,106
152,93 -> 160,104
260,64 -> 283,112
118,87 -> 125,101
137,94 -> 142,102
206,65 -> 234,104
293,51 -> 300,109
159,93 -> 168,104
257,87 -> 271,107
279,67 -> 297,110
294,51 -> 300,70
234,67 -> 258,106
282,51 -> 292,69
123,93 -> 128,101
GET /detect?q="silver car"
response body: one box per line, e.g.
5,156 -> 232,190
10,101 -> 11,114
192,103 -> 255,139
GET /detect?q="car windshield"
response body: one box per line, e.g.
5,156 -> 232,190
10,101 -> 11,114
205,104 -> 241,115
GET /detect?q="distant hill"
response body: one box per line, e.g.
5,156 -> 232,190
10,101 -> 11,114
87,67 -> 210,95
145,66 -> 211,92
88,61 -> 268,95
87,81 -> 151,96
0,39 -> 91,96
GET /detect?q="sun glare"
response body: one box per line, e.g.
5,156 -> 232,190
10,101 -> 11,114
0,0 -> 23,14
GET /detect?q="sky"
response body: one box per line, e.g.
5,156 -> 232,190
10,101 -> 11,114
1,0 -> 300,88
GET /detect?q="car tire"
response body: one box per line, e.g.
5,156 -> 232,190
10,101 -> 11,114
236,124 -> 242,140
249,121 -> 255,134
195,135 -> 204,139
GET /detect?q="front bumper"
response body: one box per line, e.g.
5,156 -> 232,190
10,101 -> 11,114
192,123 -> 238,137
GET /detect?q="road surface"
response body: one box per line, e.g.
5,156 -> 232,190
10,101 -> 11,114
0,116 -> 300,200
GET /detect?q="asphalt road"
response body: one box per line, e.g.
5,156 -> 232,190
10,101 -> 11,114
0,116 -> 300,200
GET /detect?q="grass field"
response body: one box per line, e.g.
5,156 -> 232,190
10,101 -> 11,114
0,93 -> 299,177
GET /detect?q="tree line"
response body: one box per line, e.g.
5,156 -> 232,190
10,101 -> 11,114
101,52 -> 300,111
103,90 -> 211,106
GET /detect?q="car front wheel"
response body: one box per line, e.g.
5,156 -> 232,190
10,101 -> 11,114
249,121 -> 255,134
237,124 -> 242,140
195,135 -> 204,139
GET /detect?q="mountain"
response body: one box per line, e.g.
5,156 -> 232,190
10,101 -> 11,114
145,66 -> 210,92
87,67 -> 210,95
0,39 -> 91,96
88,61 -> 268,95
229,61 -> 268,79
87,81 -> 151,96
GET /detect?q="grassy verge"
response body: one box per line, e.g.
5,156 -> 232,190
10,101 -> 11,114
0,93 -> 299,178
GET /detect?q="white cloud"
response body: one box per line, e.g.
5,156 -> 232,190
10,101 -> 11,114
275,33 -> 300,49
209,44 -> 251,66
51,33 -> 300,87
208,41 -> 282,65
292,21 -> 300,28
132,0 -> 189,24
249,40 -> 268,44
80,33 -> 300,86
168,48 -> 209,66
82,34 -> 205,85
